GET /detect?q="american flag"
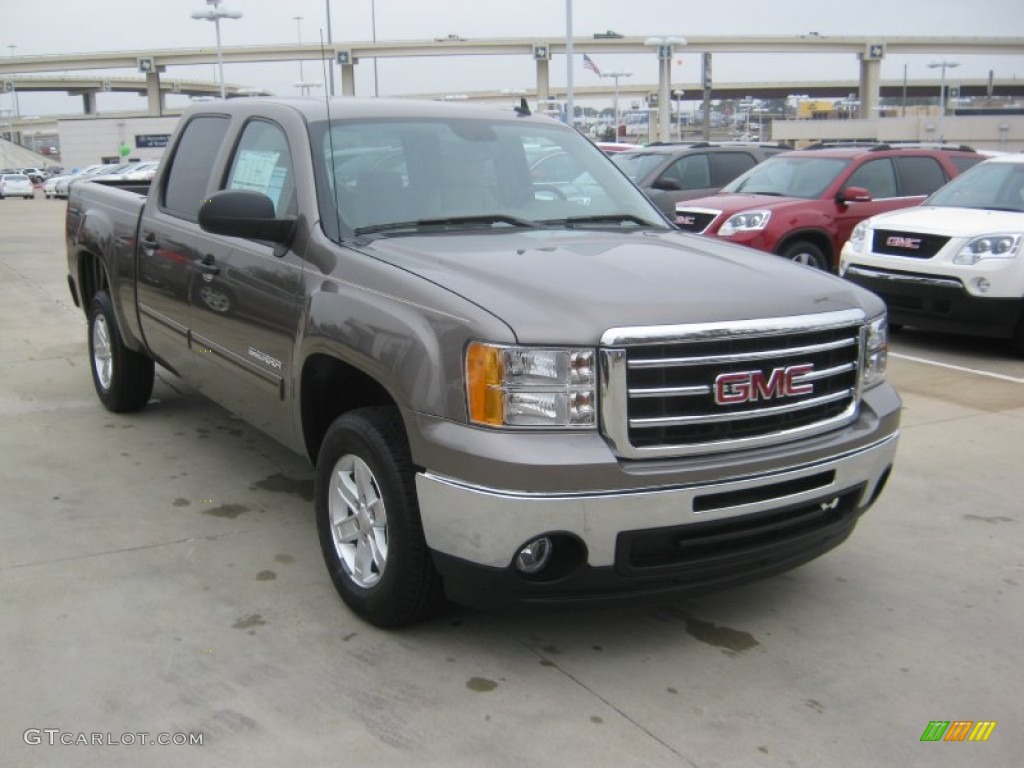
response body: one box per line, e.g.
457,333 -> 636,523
583,53 -> 602,77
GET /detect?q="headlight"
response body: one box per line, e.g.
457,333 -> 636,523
719,210 -> 771,236
847,221 -> 868,255
953,233 -> 1023,265
862,315 -> 888,390
466,342 -> 596,428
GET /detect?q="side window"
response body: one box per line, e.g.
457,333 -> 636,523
663,154 -> 710,189
895,156 -> 949,197
951,155 -> 984,174
225,120 -> 296,216
710,152 -> 757,186
162,115 -> 230,220
846,158 -> 897,199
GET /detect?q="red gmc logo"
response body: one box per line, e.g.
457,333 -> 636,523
714,364 -> 815,405
886,235 -> 921,249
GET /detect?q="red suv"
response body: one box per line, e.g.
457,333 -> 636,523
673,144 -> 984,270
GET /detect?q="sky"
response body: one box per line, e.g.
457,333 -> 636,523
3,0 -> 1024,116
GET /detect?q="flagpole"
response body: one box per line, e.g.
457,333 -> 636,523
565,0 -> 574,128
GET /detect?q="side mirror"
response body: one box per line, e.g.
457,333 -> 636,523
652,177 -> 681,191
837,186 -> 872,204
198,189 -> 296,244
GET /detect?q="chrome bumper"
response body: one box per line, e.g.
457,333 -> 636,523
415,432 -> 899,569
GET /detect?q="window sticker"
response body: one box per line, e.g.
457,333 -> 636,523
230,149 -> 284,208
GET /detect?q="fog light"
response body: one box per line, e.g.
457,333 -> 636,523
514,537 -> 553,574
973,277 -> 991,293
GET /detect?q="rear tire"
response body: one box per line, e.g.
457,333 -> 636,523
88,291 -> 155,412
315,407 -> 445,628
780,240 -> 829,271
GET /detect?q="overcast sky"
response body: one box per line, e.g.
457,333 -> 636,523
4,0 -> 1024,115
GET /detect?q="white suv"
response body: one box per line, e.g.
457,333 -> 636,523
840,153 -> 1024,354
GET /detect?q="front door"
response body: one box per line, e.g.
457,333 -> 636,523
189,118 -> 304,447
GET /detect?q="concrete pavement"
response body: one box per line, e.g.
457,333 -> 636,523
1,200 -> 1021,767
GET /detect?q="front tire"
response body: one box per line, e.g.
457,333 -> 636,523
780,240 -> 829,271
315,407 -> 444,628
88,291 -> 155,412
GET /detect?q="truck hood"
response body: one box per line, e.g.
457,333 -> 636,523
359,228 -> 880,344
867,205 -> 1024,236
677,193 -> 809,216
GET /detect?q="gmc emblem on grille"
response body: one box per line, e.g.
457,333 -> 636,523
886,235 -> 921,249
714,364 -> 815,405
676,215 -> 696,226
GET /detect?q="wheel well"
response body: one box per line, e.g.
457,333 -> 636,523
775,231 -> 834,269
301,354 -> 397,464
76,250 -> 108,312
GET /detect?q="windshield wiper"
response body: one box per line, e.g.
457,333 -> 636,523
542,214 -> 654,228
353,215 -> 539,236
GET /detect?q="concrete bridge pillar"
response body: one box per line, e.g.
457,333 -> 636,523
858,53 -> 882,120
145,71 -> 164,116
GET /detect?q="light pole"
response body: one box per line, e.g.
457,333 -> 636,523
190,0 -> 242,100
294,16 -> 305,84
643,36 -> 686,142
601,71 -> 632,140
927,59 -> 959,143
673,89 -> 684,139
325,0 -> 335,96
565,0 -> 574,128
370,0 -> 379,97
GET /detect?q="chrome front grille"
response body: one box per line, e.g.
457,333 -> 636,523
599,310 -> 866,458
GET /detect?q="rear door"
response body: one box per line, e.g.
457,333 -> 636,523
189,117 -> 304,446
832,157 -> 909,252
137,114 -> 230,376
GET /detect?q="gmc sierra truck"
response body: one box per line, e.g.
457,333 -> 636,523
66,98 -> 900,627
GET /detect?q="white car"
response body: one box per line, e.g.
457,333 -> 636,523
0,173 -> 36,199
840,153 -> 1024,353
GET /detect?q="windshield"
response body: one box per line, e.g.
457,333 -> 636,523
722,155 -> 849,199
610,151 -> 669,182
312,117 -> 668,240
924,160 -> 1024,212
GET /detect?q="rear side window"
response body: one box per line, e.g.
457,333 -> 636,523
895,156 -> 948,197
846,158 -> 897,199
662,154 -> 711,189
950,155 -> 985,174
162,115 -> 230,220
710,152 -> 757,186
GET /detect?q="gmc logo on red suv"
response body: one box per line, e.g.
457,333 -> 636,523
714,364 -> 815,405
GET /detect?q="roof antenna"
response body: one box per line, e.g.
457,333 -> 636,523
320,30 -> 343,242
514,97 -> 531,117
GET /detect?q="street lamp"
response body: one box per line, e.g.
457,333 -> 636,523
601,71 -> 632,140
191,0 -> 243,100
927,59 -> 959,143
644,36 -> 686,142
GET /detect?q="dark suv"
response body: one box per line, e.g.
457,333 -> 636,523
674,144 -> 984,270
611,142 -> 790,217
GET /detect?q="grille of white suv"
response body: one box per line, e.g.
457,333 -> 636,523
599,310 -> 865,458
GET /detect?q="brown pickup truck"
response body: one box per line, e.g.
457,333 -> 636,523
66,98 -> 900,627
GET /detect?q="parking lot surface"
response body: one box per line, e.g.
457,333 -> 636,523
2,201 -> 1022,767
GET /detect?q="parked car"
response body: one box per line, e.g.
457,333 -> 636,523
54,163 -> 131,199
840,152 -> 1024,353
0,173 -> 36,199
20,167 -> 49,184
96,161 -> 160,182
611,142 -> 789,218
674,144 -> 985,271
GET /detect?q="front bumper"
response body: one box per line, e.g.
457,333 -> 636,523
844,265 -> 1024,339
415,429 -> 898,605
